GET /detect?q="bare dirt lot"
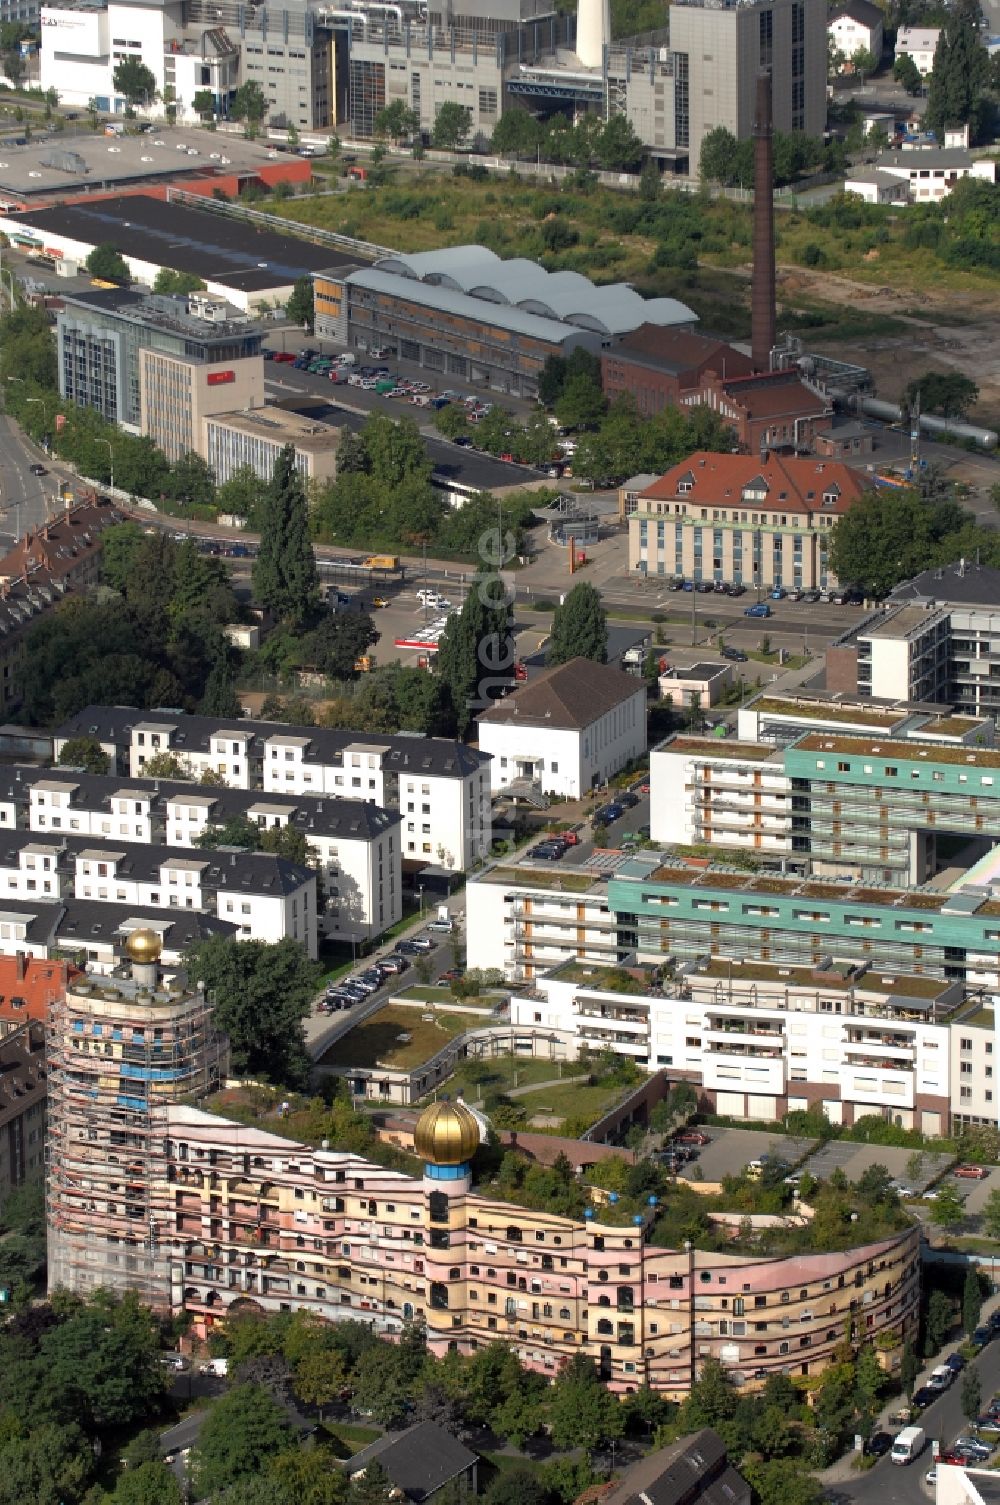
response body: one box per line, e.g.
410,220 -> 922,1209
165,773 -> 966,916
777,267 -> 1000,425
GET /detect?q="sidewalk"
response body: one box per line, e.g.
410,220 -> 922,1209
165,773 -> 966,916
819,1287 -> 1000,1486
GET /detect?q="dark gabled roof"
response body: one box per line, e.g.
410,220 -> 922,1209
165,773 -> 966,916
346,1423 -> 478,1502
889,561 -> 1000,609
0,1021 -> 46,1132
829,0 -> 883,26
477,657 -> 643,730
0,897 -> 237,951
55,707 -> 490,779
3,766 -> 400,843
0,828 -> 313,895
597,1430 -> 750,1505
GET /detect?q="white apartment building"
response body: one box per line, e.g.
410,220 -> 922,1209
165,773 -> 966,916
827,0 -> 883,62
465,865 -> 625,981
895,24 -> 940,72
39,0 -> 238,119
0,828 -> 318,955
734,690 -> 994,750
950,1003 -> 1000,1130
0,898 -> 237,971
6,769 -> 401,948
859,149 -> 997,204
53,707 -> 491,872
650,735 -> 792,855
517,956 -> 963,1133
476,657 -> 647,800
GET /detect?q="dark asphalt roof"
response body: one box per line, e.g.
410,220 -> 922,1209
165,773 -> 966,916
5,765 -> 400,842
347,1423 -> 478,1502
889,561 -> 1000,609
10,194 -> 355,291
0,828 -> 313,893
283,401 -> 546,489
56,706 -> 490,778
0,897 -> 237,951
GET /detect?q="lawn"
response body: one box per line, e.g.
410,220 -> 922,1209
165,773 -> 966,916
440,1054 -> 571,1102
511,1077 -> 631,1127
319,1003 -> 483,1070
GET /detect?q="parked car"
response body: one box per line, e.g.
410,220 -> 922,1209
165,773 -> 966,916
953,1437 -> 992,1460
29,463 -> 47,477
946,1352 -> 967,1372
528,844 -> 564,860
371,596 -> 390,608
409,936 -> 434,952
395,940 -> 422,956
427,918 -> 454,933
744,603 -> 772,618
866,1432 -> 891,1458
973,1327 -> 993,1348
912,1387 -> 936,1408
955,1163 -> 988,1179
619,792 -> 640,809
675,1130 -> 710,1146
159,1354 -> 185,1370
347,976 -> 380,995
770,587 -> 786,600
721,646 -> 749,662
380,955 -> 408,975
725,583 -> 746,596
925,1468 -> 937,1487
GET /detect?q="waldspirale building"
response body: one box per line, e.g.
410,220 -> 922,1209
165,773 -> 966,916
47,940 -> 921,1396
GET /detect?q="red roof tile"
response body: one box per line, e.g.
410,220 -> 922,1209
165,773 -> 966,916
0,955 -> 81,1027
639,452 -> 867,516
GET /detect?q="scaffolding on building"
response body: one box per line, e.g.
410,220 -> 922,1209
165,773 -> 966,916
45,971 -> 226,1307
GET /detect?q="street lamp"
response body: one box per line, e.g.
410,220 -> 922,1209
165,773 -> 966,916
418,884 -> 425,917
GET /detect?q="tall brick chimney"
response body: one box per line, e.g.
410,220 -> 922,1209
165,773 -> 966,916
751,72 -> 776,375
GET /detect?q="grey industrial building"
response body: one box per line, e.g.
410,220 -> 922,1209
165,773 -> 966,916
314,245 -> 696,397
56,287 -> 261,432
339,0 -> 826,171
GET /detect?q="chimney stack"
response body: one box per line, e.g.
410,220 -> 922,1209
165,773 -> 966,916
751,72 -> 776,375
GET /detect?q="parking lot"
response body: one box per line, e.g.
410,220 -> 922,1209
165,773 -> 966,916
681,1127 -> 819,1182
804,1140 -> 954,1194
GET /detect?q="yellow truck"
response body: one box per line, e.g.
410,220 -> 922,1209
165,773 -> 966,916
362,555 -> 399,571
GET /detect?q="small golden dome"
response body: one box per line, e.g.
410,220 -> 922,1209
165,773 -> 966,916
125,928 -> 163,965
414,1099 -> 480,1166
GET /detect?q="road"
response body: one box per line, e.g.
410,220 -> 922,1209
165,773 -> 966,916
829,1331 -> 1000,1505
0,413 -> 64,546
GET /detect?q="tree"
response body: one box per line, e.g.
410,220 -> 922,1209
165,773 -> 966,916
548,581 -> 607,666
893,53 -> 923,93
596,115 -> 644,170
0,1421 -> 94,1505
37,1289 -> 166,1431
982,1187 -> 1000,1240
924,1286 -> 952,1355
435,567 -> 515,735
142,750 -> 191,780
185,935 -> 321,1088
351,1342 -> 412,1427
638,156 -> 660,201
962,1367 -> 982,1423
192,1384 -> 292,1497
741,1459 -> 822,1505
349,1460 -> 393,1505
554,370 -> 607,430
373,100 -> 419,142
963,1266 -> 983,1337
286,276 -> 314,331
905,371 -> 979,421
926,0 -> 990,137
163,450 -> 217,511
253,445 -> 320,628
483,1468 -> 547,1505
293,1347 -> 347,1420
930,1185 -> 966,1229
491,108 -> 541,159
113,56 -> 157,106
85,243 -> 130,285
492,1386 -> 541,1449
548,1352 -> 624,1451
153,268 -> 206,295
432,101 -> 471,149
193,88 -> 215,119
231,81 -> 268,133
829,487 -> 969,599
900,1338 -> 919,1398
112,1460 -> 183,1505
57,736 -> 110,775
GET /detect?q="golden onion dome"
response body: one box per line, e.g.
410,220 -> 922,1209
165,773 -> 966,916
125,928 -> 163,965
413,1098 -> 480,1166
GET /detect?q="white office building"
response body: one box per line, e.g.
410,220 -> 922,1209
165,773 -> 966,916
476,657 -> 647,801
